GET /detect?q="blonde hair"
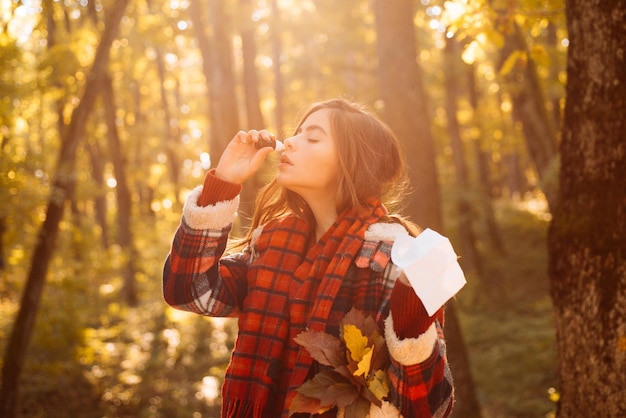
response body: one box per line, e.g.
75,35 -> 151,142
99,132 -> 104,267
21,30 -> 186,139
241,99 -> 413,244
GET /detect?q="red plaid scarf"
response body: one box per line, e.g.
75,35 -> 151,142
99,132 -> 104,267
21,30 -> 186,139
221,199 -> 387,417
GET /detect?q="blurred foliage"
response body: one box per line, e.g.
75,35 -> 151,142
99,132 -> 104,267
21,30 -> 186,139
453,200 -> 557,418
0,0 -> 566,416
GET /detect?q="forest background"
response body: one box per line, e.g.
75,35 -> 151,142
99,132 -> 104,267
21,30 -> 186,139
0,0 -> 623,417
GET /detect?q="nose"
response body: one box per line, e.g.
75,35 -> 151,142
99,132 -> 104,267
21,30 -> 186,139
283,134 -> 298,150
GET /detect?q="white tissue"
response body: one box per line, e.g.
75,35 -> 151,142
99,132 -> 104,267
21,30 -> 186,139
391,228 -> 466,316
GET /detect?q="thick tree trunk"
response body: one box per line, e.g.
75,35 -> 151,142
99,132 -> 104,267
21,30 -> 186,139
0,1 -> 129,416
237,0 -> 266,225
238,0 -> 265,130
373,1 -> 482,417
548,1 -> 626,416
208,0 -> 240,154
372,0 -> 441,230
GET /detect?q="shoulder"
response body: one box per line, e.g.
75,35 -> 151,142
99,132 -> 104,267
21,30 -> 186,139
250,215 -> 309,248
364,222 -> 411,242
356,221 -> 412,272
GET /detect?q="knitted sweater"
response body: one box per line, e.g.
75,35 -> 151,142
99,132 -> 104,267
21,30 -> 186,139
162,170 -> 454,417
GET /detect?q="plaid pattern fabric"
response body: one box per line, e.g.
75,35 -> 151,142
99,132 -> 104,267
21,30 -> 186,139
163,198 -> 453,417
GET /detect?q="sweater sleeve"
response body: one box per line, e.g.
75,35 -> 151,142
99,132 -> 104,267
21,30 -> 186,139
197,169 -> 243,207
389,280 -> 443,339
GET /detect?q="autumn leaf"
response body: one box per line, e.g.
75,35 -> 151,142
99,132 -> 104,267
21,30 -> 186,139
354,346 -> 373,377
290,308 -> 393,415
370,331 -> 389,371
343,396 -> 372,418
290,370 -> 359,414
294,329 -> 347,367
367,369 -> 390,400
288,393 -> 330,416
341,307 -> 367,330
343,324 -> 369,363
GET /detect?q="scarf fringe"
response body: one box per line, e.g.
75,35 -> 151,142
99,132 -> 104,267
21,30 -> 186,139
222,398 -> 265,418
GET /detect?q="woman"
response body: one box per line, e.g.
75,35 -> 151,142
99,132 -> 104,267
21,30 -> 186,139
163,99 -> 454,417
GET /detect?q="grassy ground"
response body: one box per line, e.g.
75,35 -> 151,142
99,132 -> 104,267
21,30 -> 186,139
453,200 -> 559,418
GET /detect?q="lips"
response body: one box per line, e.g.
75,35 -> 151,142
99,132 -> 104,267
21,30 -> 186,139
280,154 -> 293,165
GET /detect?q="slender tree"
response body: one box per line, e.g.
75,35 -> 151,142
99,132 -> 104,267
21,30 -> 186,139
372,1 -> 482,416
0,1 -> 130,415
102,75 -> 139,306
444,34 -> 482,275
548,1 -> 626,416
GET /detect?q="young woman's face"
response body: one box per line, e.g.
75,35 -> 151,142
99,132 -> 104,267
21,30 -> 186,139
277,108 -> 340,200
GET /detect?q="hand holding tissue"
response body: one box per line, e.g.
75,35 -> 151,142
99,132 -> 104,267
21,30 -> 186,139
391,228 -> 467,316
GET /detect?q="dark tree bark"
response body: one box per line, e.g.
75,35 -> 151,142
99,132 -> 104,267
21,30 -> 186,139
373,1 -> 482,417
102,75 -> 138,306
0,1 -> 130,416
548,1 -> 626,417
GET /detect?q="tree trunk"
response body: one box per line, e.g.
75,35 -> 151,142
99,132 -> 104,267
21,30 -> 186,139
548,1 -> 626,416
237,0 -> 266,224
466,63 -> 506,254
0,1 -> 129,416
102,75 -> 138,306
208,0 -> 240,155
269,0 -> 284,133
153,48 -> 182,209
373,1 -> 482,417
498,16 -> 559,208
238,0 -> 265,130
85,140 -> 111,248
188,0 -> 220,156
372,0 -> 441,230
444,34 -> 482,275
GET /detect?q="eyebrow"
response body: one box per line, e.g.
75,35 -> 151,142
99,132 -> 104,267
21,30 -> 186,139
297,124 -> 328,135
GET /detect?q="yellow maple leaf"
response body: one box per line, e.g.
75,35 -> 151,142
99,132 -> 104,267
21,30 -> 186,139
354,346 -> 373,377
343,324 -> 370,363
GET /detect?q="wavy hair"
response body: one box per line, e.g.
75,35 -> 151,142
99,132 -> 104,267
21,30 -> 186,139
240,98 -> 414,245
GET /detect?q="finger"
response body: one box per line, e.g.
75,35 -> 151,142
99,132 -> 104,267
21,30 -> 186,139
246,130 -> 260,145
258,129 -> 275,142
233,130 -> 249,145
248,146 -> 273,171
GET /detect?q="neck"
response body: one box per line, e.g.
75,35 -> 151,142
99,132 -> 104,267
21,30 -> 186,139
304,195 -> 338,242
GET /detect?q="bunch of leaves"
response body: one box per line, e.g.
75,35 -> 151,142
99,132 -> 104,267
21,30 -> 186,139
289,308 -> 390,417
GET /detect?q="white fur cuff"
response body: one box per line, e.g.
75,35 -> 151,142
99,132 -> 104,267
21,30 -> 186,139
365,223 -> 409,241
182,186 -> 239,230
384,314 -> 438,366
